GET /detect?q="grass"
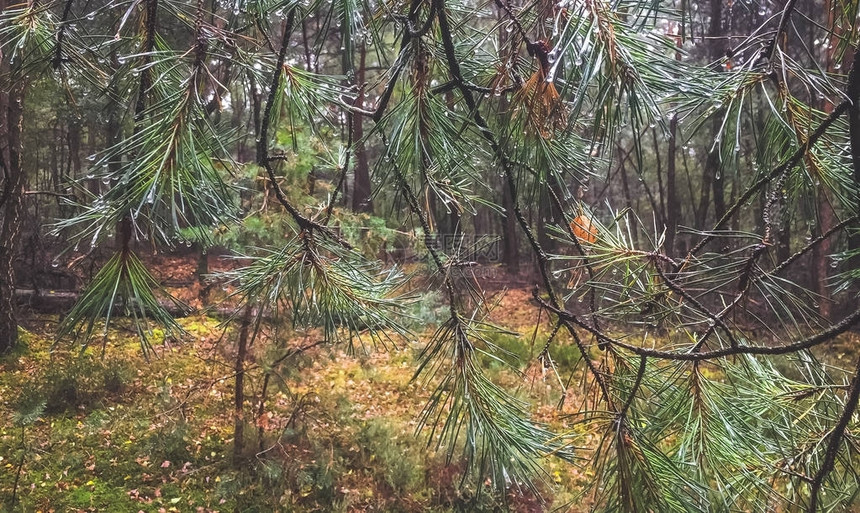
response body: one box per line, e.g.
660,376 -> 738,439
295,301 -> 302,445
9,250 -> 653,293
5,292 -> 857,511
0,309 -> 584,512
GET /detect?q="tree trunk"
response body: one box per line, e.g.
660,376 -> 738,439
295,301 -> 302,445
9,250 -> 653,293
702,0 -> 725,227
68,119 -> 81,178
537,188 -> 552,254
710,144 -> 726,222
776,218 -> 791,263
197,249 -> 210,306
0,11 -> 27,352
811,192 -> 834,319
352,43 -> 372,213
664,30 -> 683,256
618,146 -> 640,247
233,305 -> 253,463
811,7 -> 844,320
496,5 -> 519,273
666,115 -> 679,257
847,48 -> 860,270
501,178 -> 520,273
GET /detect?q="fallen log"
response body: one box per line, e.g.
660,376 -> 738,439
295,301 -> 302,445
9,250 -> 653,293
14,289 -> 194,316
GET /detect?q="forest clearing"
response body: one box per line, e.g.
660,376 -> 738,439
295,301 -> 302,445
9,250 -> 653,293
1,262 -> 599,512
3,255 -> 854,512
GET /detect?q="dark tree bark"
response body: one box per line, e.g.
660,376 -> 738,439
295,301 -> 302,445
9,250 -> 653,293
352,43 -> 373,213
618,146 -> 640,247
811,191 -> 835,319
496,4 -> 519,273
0,0 -> 27,352
0,101 -> 25,352
809,8 -> 845,320
536,188 -> 551,254
501,178 -> 520,273
106,58 -> 122,248
197,250 -> 210,305
848,48 -> 860,266
86,108 -> 100,197
701,0 -> 725,227
666,114 -> 679,257
709,144 -> 726,223
117,0 -> 157,252
232,304 -> 252,463
664,31 -> 683,256
68,118 -> 81,178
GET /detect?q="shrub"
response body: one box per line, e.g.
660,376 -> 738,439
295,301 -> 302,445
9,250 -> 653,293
18,355 -> 133,415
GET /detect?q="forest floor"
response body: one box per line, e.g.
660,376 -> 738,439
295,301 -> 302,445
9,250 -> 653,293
3,255 -> 860,512
0,256 -> 593,513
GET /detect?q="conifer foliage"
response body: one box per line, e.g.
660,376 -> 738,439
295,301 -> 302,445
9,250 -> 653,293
2,0 -> 860,510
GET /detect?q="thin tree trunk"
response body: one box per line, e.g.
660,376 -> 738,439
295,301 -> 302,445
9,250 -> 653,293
710,142 -> 726,222
665,30 -> 682,256
233,304 -> 253,463
666,115 -> 679,257
847,48 -> 860,270
496,7 -> 519,273
197,250 -> 210,306
537,188 -> 552,254
501,177 -> 520,273
811,6 -> 843,320
811,192 -> 834,319
352,43 -> 372,213
777,218 -> 791,263
68,119 -> 81,178
106,58 -> 122,248
702,0 -> 724,226
618,146 -> 639,247
0,10 -> 27,352
86,113 -> 100,197
651,128 -> 666,222
257,373 -> 270,453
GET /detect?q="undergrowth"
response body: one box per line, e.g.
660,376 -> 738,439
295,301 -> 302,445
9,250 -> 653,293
0,314 -> 581,512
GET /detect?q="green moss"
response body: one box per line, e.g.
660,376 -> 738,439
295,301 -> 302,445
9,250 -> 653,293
0,314 -> 578,512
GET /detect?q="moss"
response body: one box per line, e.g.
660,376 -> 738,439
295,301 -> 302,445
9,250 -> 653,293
0,314 -> 579,512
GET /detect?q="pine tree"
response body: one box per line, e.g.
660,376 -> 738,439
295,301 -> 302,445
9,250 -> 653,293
2,0 -> 860,510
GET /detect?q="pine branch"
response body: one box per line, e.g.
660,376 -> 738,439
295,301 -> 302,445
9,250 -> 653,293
651,258 -> 738,349
680,100 -> 850,269
537,295 -> 860,361
771,215 -> 858,275
763,0 -> 801,64
435,0 -> 613,406
370,0 -> 424,123
256,9 -> 351,248
51,0 -> 74,69
807,355 -> 860,512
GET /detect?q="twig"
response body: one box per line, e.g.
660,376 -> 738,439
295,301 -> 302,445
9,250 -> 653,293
807,355 -> 860,512
680,100 -> 849,270
764,0 -> 800,64
324,107 -> 354,224
616,355 -> 646,424
771,218 -> 857,276
52,0 -> 75,69
8,426 -> 25,507
536,295 -> 860,361
256,11 -> 351,248
434,0 -> 613,406
651,259 -> 738,349
371,0 -> 425,123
